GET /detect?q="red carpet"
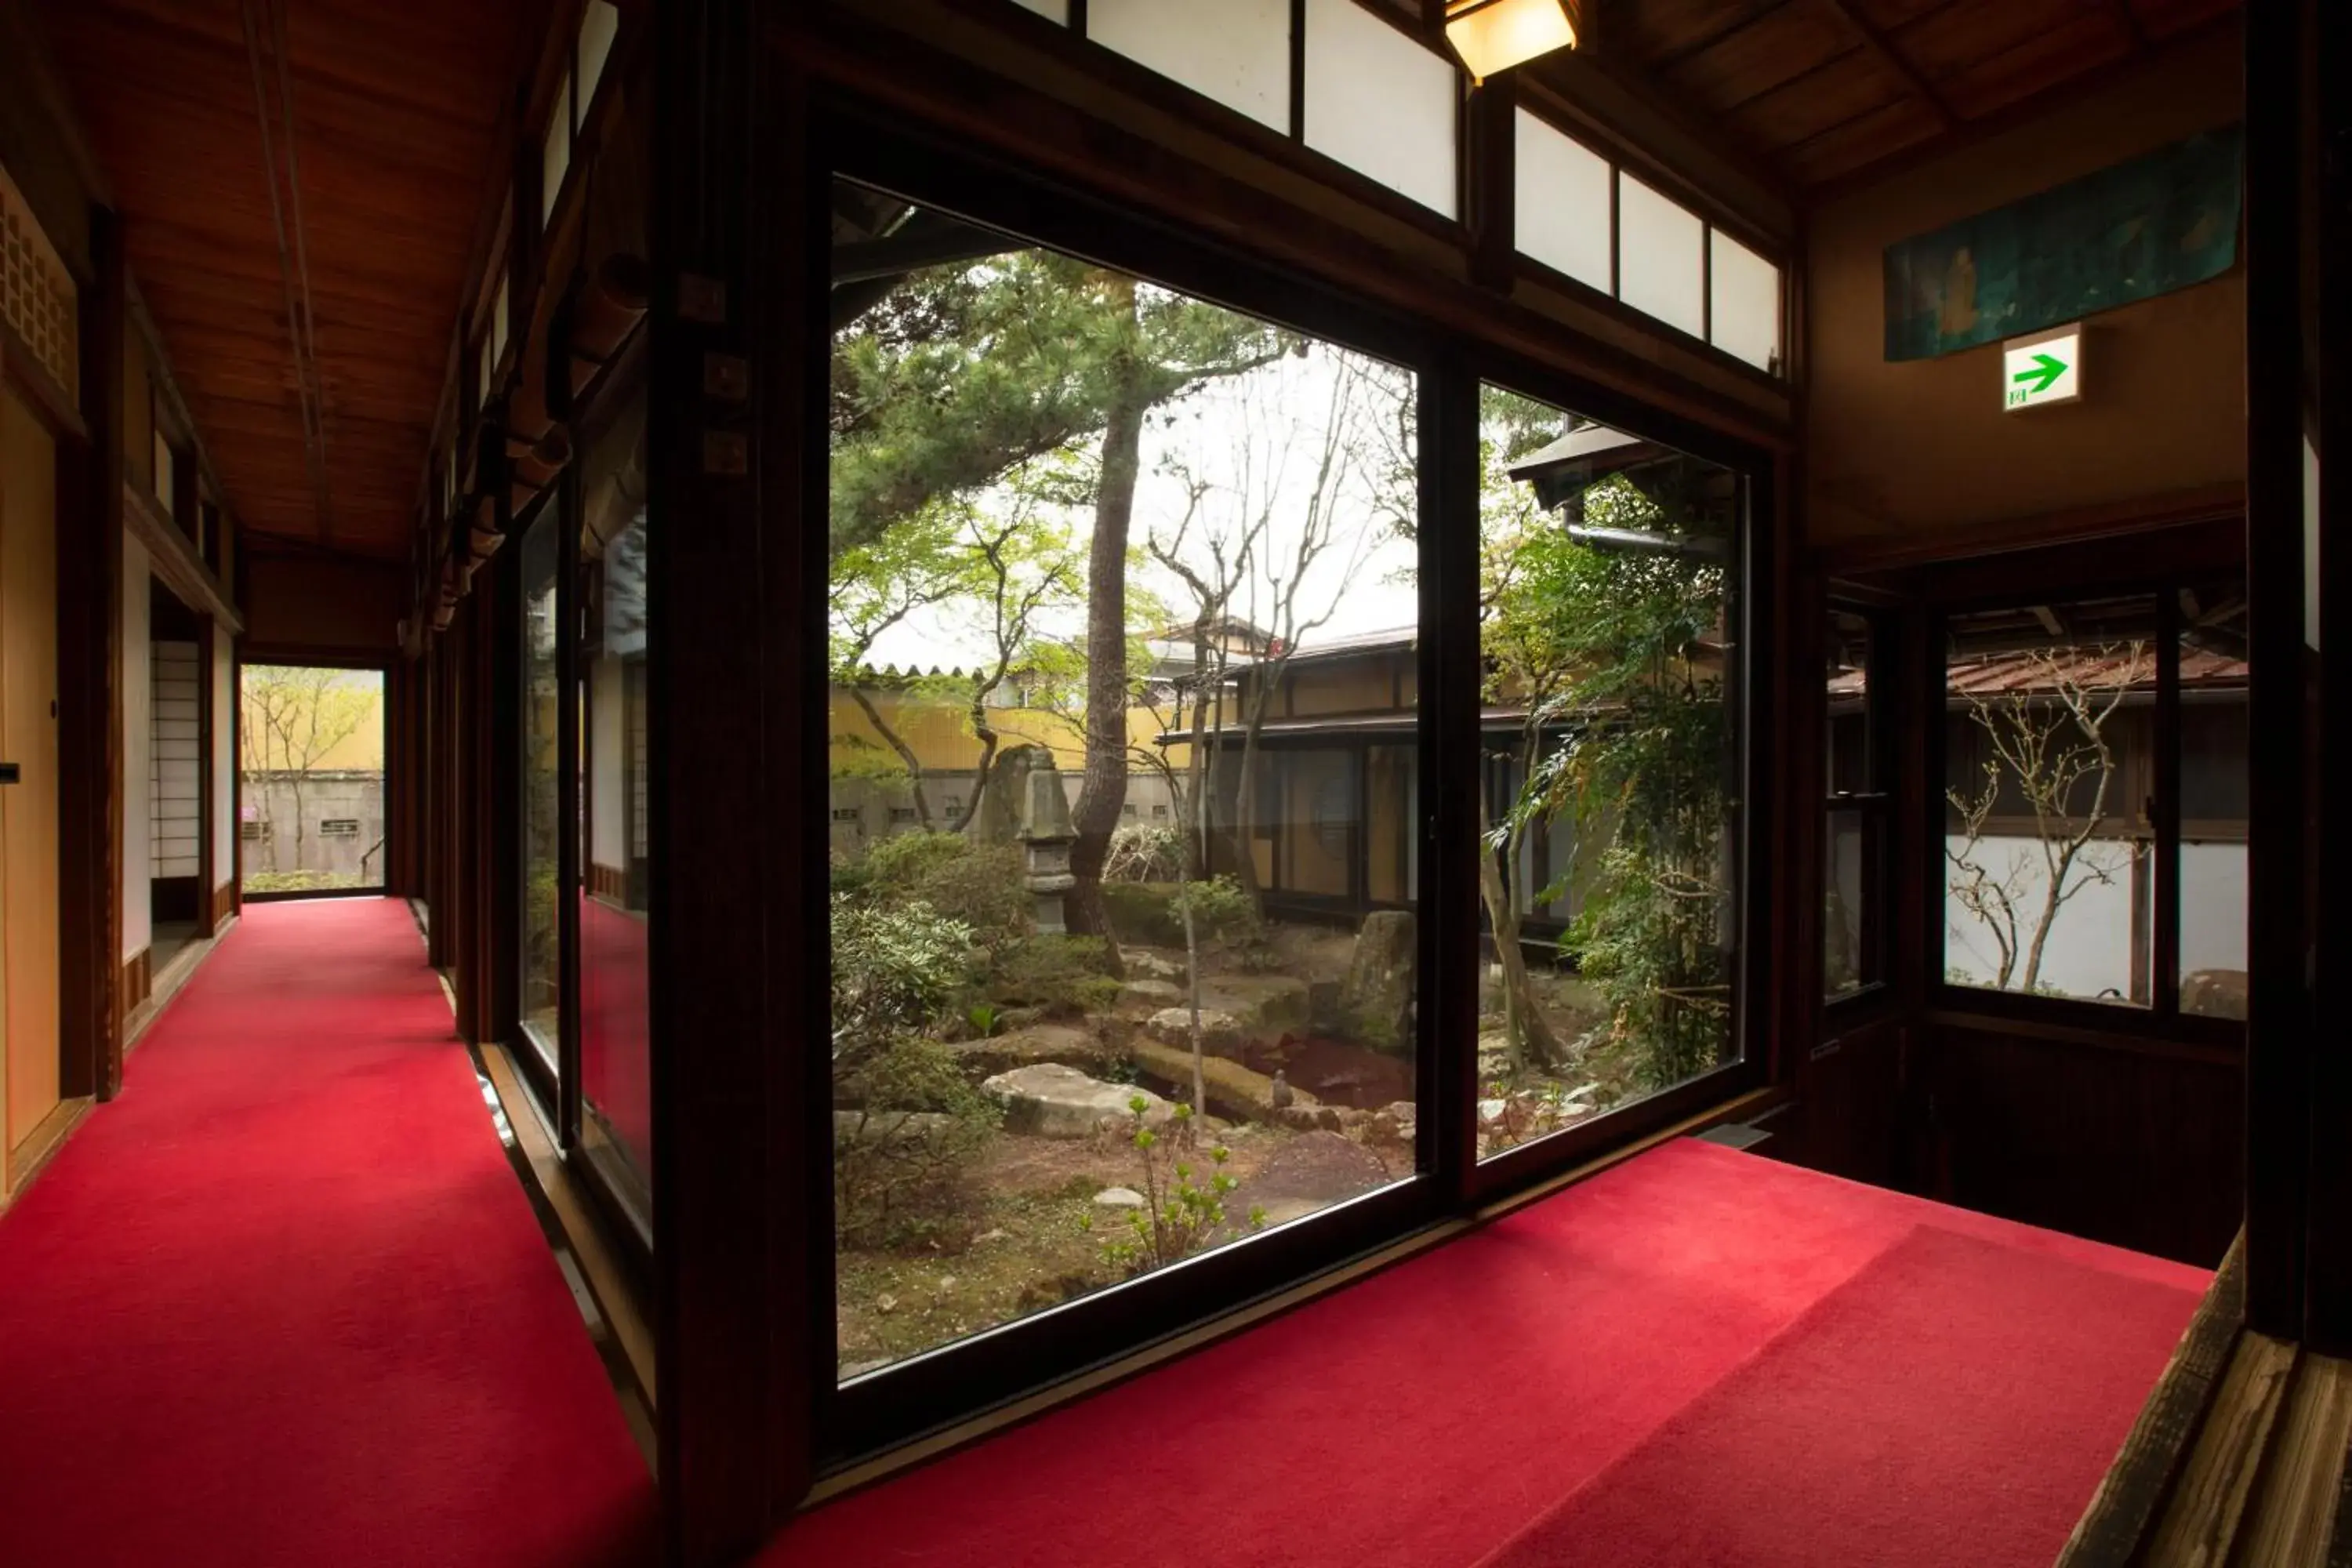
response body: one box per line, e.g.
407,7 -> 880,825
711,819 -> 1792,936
0,898 -> 655,1568
1477,1225 -> 2198,1567
760,1140 -> 2203,1568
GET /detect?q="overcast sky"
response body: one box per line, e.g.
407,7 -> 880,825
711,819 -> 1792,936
858,339 -> 1427,673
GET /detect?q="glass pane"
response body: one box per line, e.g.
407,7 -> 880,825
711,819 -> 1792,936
1088,0 -> 1291,132
1303,0 -> 1457,218
829,180 -> 1419,1379
1513,109 -> 1611,293
519,509 -> 563,1069
1475,384 -> 1741,1160
1943,595 -> 2155,1006
237,664 -> 386,895
1708,228 -> 1780,374
578,0 -> 621,114
1826,606 -> 1872,795
1615,172 -> 1704,339
580,394 -> 652,1211
2179,581 -> 2247,1019
541,71 -> 572,223
1824,808 -> 1870,1000
1825,606 -> 1876,1000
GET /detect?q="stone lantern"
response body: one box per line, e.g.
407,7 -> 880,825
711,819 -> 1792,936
1018,757 -> 1078,935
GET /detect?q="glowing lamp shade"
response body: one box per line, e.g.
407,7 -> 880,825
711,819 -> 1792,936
1445,0 -> 1578,84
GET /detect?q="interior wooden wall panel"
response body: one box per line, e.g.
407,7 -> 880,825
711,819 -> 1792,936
1922,1024 -> 2242,1267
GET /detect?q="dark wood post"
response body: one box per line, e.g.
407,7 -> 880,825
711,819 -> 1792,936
651,0 -> 800,1559
59,202 -> 125,1103
2241,0 -> 2314,1340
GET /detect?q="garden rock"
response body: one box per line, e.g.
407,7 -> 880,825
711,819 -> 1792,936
1130,1039 -> 1308,1123
1338,910 -> 1415,1051
982,1062 -> 1174,1138
1224,1131 -> 1392,1229
1368,1100 -> 1417,1146
946,1022 -> 1113,1080
1145,1007 -> 1244,1054
1120,978 -> 1185,1011
1205,974 -> 1311,1033
1124,949 -> 1189,984
1093,1187 -> 1146,1209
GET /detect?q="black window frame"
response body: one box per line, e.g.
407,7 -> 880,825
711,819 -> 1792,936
1824,598 -> 1896,1013
809,103 -> 1777,1468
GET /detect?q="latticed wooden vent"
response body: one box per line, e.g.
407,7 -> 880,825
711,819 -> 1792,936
0,161 -> 78,402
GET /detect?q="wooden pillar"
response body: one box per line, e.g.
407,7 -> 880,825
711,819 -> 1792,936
652,0 -> 799,1558
2241,0 -> 2314,1340
2299,0 -> 2352,1353
57,203 -> 125,1104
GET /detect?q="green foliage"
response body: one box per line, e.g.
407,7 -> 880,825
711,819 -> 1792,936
830,894 -> 976,1049
986,935 -> 1123,1016
833,1038 -> 1000,1248
1081,1099 -> 1262,1277
965,1003 -> 1004,1039
1483,387 -> 1734,1096
859,832 -> 1031,948
1098,876 -> 1260,947
829,251 -> 1288,564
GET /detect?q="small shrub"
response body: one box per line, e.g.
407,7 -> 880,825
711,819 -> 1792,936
861,831 -> 1030,947
834,1036 -> 999,1247
1081,1099 -> 1264,1277
1098,877 -> 1260,948
988,935 -> 1122,1016
830,895 -> 975,1044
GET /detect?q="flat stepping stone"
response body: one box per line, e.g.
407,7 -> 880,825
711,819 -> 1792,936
981,1062 -> 1174,1139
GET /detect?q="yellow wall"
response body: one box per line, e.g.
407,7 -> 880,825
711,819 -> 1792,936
1805,37 -> 2245,546
829,688 -> 1179,777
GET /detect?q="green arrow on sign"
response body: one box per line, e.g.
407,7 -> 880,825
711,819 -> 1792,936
2013,352 -> 2068,396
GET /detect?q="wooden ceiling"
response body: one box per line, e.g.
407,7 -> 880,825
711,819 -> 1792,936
36,0 -> 538,561
1611,0 -> 2243,188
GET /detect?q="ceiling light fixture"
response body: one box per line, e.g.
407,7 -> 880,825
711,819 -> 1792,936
1445,0 -> 1580,85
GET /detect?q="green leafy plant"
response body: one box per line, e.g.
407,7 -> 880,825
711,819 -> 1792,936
1081,1099 -> 1264,1277
985,934 -> 1123,1016
965,1002 -> 1004,1039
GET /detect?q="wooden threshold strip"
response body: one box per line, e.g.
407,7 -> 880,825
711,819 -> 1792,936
478,1042 -> 657,1409
2060,1229 -> 2352,1568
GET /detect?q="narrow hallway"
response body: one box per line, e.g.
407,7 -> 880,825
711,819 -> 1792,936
0,899 -> 655,1568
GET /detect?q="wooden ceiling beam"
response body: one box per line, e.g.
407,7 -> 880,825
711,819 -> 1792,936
1820,0 -> 1959,131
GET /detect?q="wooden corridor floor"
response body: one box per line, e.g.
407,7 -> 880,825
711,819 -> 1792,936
0,898 -> 655,1568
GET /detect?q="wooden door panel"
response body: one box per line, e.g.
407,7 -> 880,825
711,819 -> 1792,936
2,387 -> 63,1152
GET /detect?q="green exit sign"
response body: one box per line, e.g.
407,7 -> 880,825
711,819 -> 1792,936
2004,325 -> 2082,411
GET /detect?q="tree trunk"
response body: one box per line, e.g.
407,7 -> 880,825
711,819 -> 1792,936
1065,277 -> 1144,964
1477,782 -> 1565,1074
846,686 -> 934,829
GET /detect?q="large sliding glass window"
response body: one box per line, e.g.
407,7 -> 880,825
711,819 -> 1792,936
518,508 -> 564,1073
1474,385 -> 1743,1160
579,396 -> 652,1219
828,180 -> 1421,1380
